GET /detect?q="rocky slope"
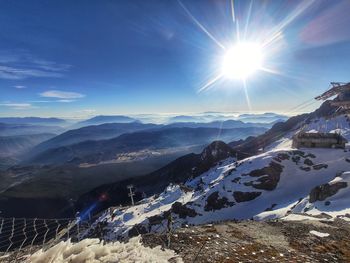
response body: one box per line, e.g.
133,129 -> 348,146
75,141 -> 243,216
87,101 -> 350,241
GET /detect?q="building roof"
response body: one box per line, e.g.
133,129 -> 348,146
315,82 -> 350,101
294,132 -> 348,142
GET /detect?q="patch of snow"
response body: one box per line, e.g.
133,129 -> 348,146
309,230 -> 330,238
281,214 -> 331,222
29,236 -> 183,263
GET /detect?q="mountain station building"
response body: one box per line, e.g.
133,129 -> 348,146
292,132 -> 348,149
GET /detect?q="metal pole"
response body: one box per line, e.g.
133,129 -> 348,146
127,185 -> 135,206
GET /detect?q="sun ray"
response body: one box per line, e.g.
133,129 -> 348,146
178,0 -> 226,50
230,0 -> 235,23
260,66 -> 284,76
197,73 -> 223,93
242,79 -> 252,111
262,1 -> 315,48
243,0 -> 253,39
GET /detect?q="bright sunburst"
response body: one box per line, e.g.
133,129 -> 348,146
182,0 -> 316,97
221,42 -> 263,79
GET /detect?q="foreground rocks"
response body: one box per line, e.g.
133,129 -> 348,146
142,219 -> 350,263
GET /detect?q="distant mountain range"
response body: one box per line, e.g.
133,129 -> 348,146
165,119 -> 276,129
75,115 -> 138,127
0,117 -> 67,126
25,126 -> 266,165
236,112 -> 288,123
30,122 -> 160,156
0,123 -> 65,136
167,113 -> 288,124
29,120 -> 277,157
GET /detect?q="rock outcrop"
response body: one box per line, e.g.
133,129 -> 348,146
309,181 -> 348,202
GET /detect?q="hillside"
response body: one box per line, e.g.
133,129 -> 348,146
87,101 -> 350,242
0,133 -> 55,157
26,127 -> 266,165
30,122 -> 160,156
75,141 -> 245,215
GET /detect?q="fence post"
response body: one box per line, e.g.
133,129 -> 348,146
5,218 -> 15,253
167,213 -> 172,248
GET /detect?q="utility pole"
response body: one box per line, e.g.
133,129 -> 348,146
127,185 -> 135,206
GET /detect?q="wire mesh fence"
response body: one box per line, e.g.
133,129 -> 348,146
0,217 -> 92,262
0,214 -> 319,263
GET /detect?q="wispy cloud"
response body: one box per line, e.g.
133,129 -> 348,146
31,99 -> 76,103
0,102 -> 33,109
14,85 -> 26,89
0,65 -> 64,79
0,51 -> 71,80
39,90 -> 85,99
79,109 -> 96,113
57,99 -> 76,103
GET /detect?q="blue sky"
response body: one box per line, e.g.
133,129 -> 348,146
1,0 -> 350,118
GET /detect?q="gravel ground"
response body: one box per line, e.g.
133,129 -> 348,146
142,218 -> 350,263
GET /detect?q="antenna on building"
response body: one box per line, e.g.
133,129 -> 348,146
127,185 -> 135,206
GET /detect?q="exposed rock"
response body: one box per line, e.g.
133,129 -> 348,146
300,166 -> 311,172
171,202 -> 198,218
309,182 -> 348,203
128,224 -> 148,237
232,177 -> 241,183
233,191 -> 261,203
148,212 -> 168,226
204,191 -> 234,211
305,153 -> 316,159
273,157 -> 282,163
291,156 -> 301,164
200,141 -> 235,162
304,158 -> 314,166
313,164 -> 328,170
245,162 -> 284,191
265,203 -> 277,211
291,150 -> 306,157
277,153 -> 290,160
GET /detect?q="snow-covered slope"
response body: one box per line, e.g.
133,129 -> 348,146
90,111 -> 350,240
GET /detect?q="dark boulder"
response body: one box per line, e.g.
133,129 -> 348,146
233,191 -> 261,202
313,164 -> 328,170
309,182 -> 348,203
244,162 -> 284,191
171,202 -> 198,218
304,158 -> 314,166
128,224 -> 148,237
204,191 -> 234,211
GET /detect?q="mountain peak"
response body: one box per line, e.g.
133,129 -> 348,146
200,140 -> 235,161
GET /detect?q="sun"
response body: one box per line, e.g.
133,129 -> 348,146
221,42 -> 264,79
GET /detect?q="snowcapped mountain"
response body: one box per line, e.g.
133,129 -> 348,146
88,102 -> 350,240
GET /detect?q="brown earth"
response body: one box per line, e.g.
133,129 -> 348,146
142,218 -> 350,263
